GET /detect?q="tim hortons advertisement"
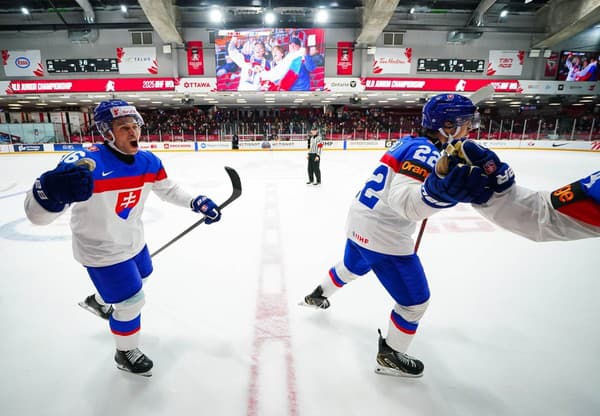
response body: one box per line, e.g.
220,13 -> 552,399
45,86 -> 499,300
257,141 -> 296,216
372,48 -> 412,74
1,49 -> 43,77
0,78 -> 176,95
487,50 -> 524,76
214,28 -> 325,91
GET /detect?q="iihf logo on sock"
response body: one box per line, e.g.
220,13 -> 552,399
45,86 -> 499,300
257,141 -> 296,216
115,189 -> 142,219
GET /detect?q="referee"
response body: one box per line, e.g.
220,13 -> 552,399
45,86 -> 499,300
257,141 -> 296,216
307,126 -> 323,185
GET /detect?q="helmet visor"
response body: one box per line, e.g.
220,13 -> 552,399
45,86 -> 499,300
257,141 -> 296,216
443,111 -> 481,130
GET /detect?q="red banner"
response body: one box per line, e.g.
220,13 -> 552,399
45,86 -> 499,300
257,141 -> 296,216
187,41 -> 204,76
337,42 -> 353,75
2,78 -> 177,95
544,52 -> 559,77
361,77 -> 523,93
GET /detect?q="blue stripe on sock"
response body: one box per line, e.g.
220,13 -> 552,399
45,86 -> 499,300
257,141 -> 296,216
390,310 -> 418,334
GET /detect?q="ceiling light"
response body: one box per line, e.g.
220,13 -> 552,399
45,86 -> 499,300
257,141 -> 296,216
120,5 -> 127,13
21,7 -> 29,15
500,10 -> 508,18
209,8 -> 223,22
264,10 -> 276,25
315,9 -> 328,23
410,8 -> 415,14
524,0 -> 533,4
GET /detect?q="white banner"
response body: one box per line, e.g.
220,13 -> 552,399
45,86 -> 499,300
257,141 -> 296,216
324,77 -> 365,93
372,48 -> 412,74
487,50 -> 524,76
1,50 -> 43,77
519,80 -> 599,95
175,78 -> 217,93
117,47 -> 158,74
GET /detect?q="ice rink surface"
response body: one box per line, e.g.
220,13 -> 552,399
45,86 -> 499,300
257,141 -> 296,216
0,147 -> 599,416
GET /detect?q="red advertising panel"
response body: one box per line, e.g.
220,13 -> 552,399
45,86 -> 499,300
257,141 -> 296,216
214,28 -> 325,91
337,42 -> 353,75
361,78 -> 523,93
2,78 -> 176,94
187,41 -> 205,75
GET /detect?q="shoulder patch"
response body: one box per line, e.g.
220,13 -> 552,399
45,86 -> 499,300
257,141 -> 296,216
550,181 -> 585,209
551,180 -> 600,227
398,159 -> 431,182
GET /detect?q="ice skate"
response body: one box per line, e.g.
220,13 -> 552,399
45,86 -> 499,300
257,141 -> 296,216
299,285 -> 330,309
374,329 -> 424,378
115,348 -> 153,377
78,294 -> 113,320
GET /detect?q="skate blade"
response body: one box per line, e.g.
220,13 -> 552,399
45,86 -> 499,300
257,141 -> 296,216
116,364 -> 152,377
374,364 -> 423,378
78,301 -> 110,320
297,300 -> 328,310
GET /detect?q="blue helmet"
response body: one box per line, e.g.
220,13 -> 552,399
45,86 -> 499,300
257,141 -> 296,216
421,94 -> 479,131
93,99 -> 144,139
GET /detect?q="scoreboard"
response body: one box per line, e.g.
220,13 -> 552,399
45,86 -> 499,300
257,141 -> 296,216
46,58 -> 119,73
417,58 -> 485,73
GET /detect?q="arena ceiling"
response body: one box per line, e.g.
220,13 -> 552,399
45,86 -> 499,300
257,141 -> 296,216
0,1 -> 598,111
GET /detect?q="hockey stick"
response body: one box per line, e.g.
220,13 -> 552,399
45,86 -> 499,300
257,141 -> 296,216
414,218 -> 428,253
150,166 -> 242,258
469,84 -> 495,105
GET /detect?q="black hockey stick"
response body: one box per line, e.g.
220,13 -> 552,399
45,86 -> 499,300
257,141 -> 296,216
150,166 -> 242,258
414,218 -> 428,253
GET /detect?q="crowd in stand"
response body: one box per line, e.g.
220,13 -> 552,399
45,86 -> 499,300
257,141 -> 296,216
3,105 -> 597,143
138,107 -> 428,137
133,106 -> 598,140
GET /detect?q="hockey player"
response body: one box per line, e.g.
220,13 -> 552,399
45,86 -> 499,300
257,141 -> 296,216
24,100 -> 222,376
301,94 -> 495,377
455,139 -> 600,240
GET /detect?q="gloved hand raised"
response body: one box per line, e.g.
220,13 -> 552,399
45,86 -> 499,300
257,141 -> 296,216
191,195 -> 222,224
33,163 -> 94,212
461,140 -> 515,193
422,164 -> 493,208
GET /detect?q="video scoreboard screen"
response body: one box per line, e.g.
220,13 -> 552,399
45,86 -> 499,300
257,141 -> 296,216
46,58 -> 119,73
417,58 -> 485,73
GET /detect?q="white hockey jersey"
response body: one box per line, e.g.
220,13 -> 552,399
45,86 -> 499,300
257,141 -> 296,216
346,137 -> 443,255
24,145 -> 194,267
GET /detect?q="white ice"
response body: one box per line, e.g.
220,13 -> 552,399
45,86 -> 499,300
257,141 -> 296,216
0,148 -> 599,416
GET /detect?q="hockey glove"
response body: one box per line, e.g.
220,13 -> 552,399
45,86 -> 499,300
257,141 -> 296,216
191,195 -> 222,224
422,164 -> 493,208
33,163 -> 94,212
461,140 -> 515,193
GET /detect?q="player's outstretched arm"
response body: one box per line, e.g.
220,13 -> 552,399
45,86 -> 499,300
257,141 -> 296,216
25,161 -> 94,225
461,139 -> 600,241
